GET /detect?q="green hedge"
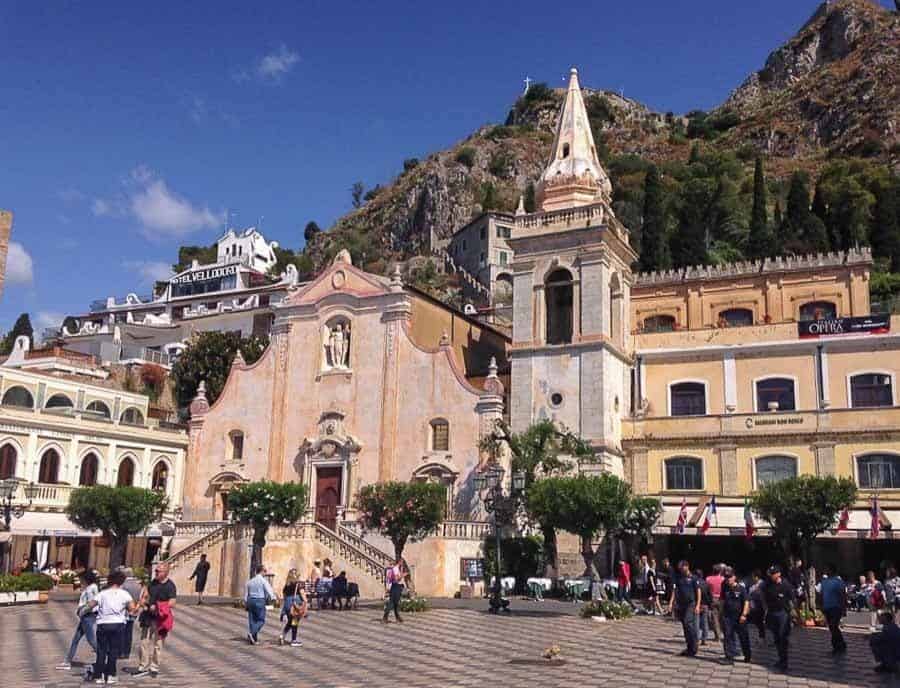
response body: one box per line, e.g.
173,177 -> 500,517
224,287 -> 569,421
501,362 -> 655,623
0,573 -> 54,593
579,600 -> 633,620
399,596 -> 430,612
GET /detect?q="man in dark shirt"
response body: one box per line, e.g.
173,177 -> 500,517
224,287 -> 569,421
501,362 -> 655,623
762,565 -> 794,671
871,611 -> 900,673
668,560 -> 701,657
134,562 -> 177,679
720,568 -> 751,663
189,554 -> 211,605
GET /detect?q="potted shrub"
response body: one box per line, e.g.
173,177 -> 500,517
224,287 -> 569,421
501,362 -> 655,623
57,571 -> 79,593
16,573 -> 54,603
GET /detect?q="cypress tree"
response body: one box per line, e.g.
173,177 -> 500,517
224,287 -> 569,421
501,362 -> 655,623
0,313 -> 34,355
800,214 -> 830,253
746,156 -> 773,259
639,166 -> 671,272
870,178 -> 900,271
782,171 -> 810,249
524,182 -> 536,213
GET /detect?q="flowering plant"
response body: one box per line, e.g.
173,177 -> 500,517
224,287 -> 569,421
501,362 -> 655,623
228,481 -> 309,571
354,481 -> 446,561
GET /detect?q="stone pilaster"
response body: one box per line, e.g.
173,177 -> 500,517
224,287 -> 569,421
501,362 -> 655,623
814,442 -> 836,476
579,348 -> 604,441
377,306 -> 408,481
716,444 -> 739,496
511,262 -> 535,344
266,322 -> 292,483
629,446 -> 649,494
510,355 -> 533,434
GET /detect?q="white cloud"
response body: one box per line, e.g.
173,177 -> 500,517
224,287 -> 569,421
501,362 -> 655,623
58,188 -> 85,203
235,44 -> 299,83
126,167 -> 223,239
92,198 -> 113,216
123,260 -> 173,284
5,242 -> 34,286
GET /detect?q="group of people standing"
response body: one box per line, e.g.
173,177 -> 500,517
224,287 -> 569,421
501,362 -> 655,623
56,562 -> 177,684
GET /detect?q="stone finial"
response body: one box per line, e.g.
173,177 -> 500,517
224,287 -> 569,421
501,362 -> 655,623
232,350 -> 245,368
515,195 -> 526,216
333,249 -> 353,266
189,380 -> 210,418
439,330 -> 451,347
390,264 -> 404,292
484,356 -> 505,396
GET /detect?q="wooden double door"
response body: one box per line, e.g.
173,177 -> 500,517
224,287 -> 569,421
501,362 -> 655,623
314,467 -> 342,532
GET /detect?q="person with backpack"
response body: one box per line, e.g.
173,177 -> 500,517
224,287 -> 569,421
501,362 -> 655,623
278,569 -> 307,647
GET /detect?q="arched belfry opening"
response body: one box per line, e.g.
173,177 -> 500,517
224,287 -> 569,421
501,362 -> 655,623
545,268 -> 574,345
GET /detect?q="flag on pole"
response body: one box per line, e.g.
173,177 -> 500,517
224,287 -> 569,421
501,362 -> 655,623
699,504 -> 711,534
870,496 -> 881,539
675,497 -> 688,534
743,498 -> 755,540
836,507 -> 850,533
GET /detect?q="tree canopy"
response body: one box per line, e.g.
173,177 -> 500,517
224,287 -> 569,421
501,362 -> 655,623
67,486 -> 167,569
0,313 -> 34,355
354,481 -> 447,561
228,480 -> 309,571
171,330 -> 269,412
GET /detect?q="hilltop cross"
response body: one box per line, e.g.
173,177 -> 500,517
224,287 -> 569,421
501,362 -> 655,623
523,76 -> 532,95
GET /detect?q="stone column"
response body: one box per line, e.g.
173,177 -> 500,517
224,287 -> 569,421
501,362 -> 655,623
184,381 -> 210,521
716,444 -> 739,496
511,262 -> 535,344
629,445 -> 649,494
266,322 -> 292,482
378,303 -> 410,481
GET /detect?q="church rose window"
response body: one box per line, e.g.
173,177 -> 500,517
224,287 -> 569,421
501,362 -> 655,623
665,457 -> 703,491
755,378 -> 796,412
545,269 -> 574,345
850,373 -> 893,408
857,454 -> 900,490
670,382 -> 706,416
755,456 -> 797,487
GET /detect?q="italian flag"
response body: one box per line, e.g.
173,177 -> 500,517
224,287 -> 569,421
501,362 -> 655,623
743,498 -> 755,540
836,507 -> 850,533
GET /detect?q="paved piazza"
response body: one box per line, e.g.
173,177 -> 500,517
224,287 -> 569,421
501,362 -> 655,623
1,599 -> 894,688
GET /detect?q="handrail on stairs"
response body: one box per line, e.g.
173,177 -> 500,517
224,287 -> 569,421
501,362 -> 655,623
163,522 -> 230,570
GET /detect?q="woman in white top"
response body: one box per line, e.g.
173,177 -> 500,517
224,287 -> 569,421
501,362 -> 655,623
56,569 -> 100,670
88,570 -> 137,685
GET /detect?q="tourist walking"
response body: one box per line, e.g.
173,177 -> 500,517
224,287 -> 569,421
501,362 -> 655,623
382,558 -> 405,623
705,564 -> 724,641
279,569 -> 307,647
189,553 -> 211,605
820,564 -> 847,655
616,560 -> 632,604
660,557 -> 675,615
871,611 -> 900,673
90,569 -> 138,685
245,565 -> 276,644
720,568 -> 751,663
695,568 -> 716,644
866,570 -> 887,631
669,560 -> 701,657
56,569 -> 100,671
133,562 -> 177,679
646,557 -> 664,616
762,565 -> 794,671
119,567 -> 143,661
885,568 -> 900,623
747,570 -> 766,642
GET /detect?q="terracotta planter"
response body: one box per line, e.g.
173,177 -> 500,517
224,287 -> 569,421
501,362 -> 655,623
57,584 -> 75,593
39,590 -> 50,603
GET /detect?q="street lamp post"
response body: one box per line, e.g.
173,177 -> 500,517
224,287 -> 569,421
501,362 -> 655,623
474,464 -> 526,613
0,479 -> 38,573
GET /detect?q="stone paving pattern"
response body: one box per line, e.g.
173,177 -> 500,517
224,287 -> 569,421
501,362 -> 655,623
2,599 -> 897,688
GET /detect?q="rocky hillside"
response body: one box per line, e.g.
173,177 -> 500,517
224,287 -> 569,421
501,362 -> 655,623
307,0 -> 899,273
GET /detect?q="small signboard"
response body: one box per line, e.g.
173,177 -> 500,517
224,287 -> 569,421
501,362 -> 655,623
798,314 -> 890,338
461,558 -> 484,581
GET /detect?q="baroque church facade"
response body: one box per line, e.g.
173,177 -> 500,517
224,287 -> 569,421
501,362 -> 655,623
169,68 -> 900,597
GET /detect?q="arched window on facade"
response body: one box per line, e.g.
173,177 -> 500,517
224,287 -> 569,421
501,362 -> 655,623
799,301 -> 837,321
79,453 -> 99,486
756,378 -> 796,412
2,386 -> 34,409
85,401 -> 111,419
665,457 -> 703,491
45,394 -> 74,410
430,419 -> 450,452
850,373 -> 893,408
120,407 -> 145,426
0,443 -> 16,480
117,457 -> 135,487
857,454 -> 900,490
229,431 -> 244,461
670,382 -> 706,416
38,449 -> 60,484
413,464 -> 458,519
545,268 -> 573,345
642,314 -> 676,333
718,308 -> 754,328
755,455 -> 798,487
151,462 -> 168,492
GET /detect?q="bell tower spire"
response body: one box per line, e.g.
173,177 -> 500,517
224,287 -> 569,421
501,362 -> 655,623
536,67 -> 613,212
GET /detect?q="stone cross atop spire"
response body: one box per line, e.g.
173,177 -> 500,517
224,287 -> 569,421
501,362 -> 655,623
536,67 -> 613,212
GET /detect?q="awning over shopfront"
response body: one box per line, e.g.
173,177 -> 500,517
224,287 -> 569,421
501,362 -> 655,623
10,512 -> 100,538
654,504 -> 898,539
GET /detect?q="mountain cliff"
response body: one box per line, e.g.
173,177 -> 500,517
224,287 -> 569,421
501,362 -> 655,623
304,0 -> 899,276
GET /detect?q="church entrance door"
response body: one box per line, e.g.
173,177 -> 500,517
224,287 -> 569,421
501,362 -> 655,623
315,467 -> 342,532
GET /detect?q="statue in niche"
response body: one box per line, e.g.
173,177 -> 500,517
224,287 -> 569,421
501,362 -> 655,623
321,321 -> 351,370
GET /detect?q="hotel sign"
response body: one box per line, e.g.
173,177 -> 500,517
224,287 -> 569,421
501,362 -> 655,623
170,264 -> 238,286
745,416 -> 805,429
798,314 -> 890,338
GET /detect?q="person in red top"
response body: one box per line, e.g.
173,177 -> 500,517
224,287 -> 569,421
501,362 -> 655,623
617,561 -> 632,603
705,564 -> 725,641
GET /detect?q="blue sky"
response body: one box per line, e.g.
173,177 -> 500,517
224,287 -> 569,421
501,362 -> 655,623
2,0 -> 892,334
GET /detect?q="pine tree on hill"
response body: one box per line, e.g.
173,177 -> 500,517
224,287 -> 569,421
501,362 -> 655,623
639,165 -> 671,272
746,157 -> 773,259
870,177 -> 900,271
780,171 -> 810,252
